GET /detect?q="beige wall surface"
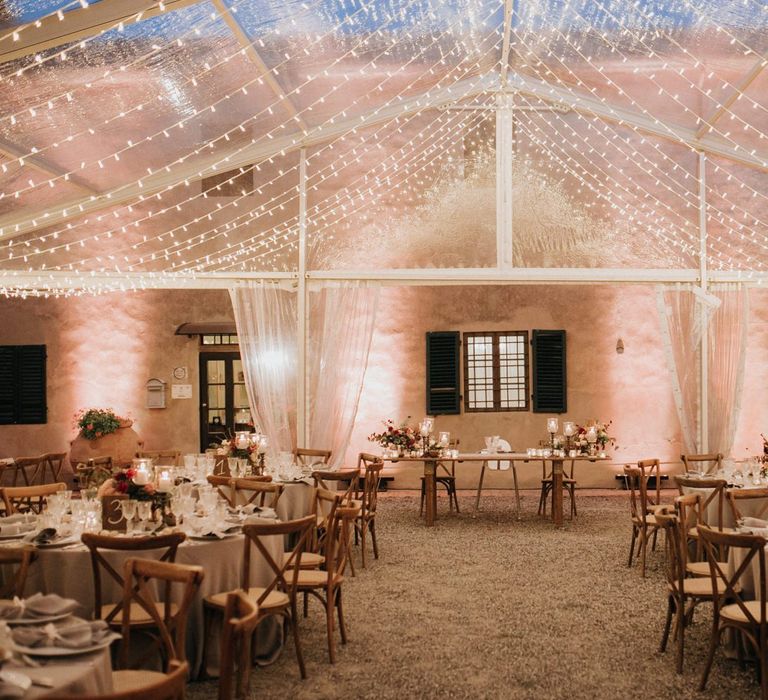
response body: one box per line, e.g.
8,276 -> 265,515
1,285 -> 765,489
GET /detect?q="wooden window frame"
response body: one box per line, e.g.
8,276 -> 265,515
463,331 -> 529,413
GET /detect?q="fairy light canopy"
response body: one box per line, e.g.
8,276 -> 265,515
0,0 -> 765,295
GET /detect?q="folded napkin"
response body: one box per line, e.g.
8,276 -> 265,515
743,516 -> 768,529
0,522 -> 35,537
23,528 -> 58,546
0,594 -> 80,621
244,508 -> 276,522
0,515 -> 35,526
12,619 -> 115,650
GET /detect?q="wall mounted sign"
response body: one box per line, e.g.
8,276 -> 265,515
171,384 -> 193,399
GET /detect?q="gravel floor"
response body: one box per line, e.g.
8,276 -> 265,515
188,491 -> 761,700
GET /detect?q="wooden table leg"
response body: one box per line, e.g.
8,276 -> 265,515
424,460 -> 437,527
512,463 -> 521,520
551,458 -> 564,528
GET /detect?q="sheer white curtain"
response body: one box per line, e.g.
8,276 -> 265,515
707,284 -> 749,457
230,281 -> 297,454
308,281 -> 380,468
657,283 -> 748,455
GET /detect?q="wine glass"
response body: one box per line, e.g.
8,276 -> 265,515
120,500 -> 137,534
136,501 -> 152,532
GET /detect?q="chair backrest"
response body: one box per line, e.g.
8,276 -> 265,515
120,558 -> 204,671
137,451 -> 182,467
323,502 -> 361,579
654,510 -> 686,592
1,482 -> 67,514
357,453 -> 384,517
312,488 -> 343,554
8,456 -> 46,487
623,465 -> 649,522
727,487 -> 768,522
293,448 -> 332,467
0,546 -> 37,598
232,478 -> 283,509
41,453 -> 67,484
81,532 -> 186,624
207,475 -> 236,507
681,452 -> 723,476
488,438 -> 512,471
46,660 -> 189,700
241,516 -> 315,605
637,458 -> 662,508
311,469 -> 358,500
76,456 -> 114,490
219,592 -> 259,700
698,525 -> 767,629
674,476 -> 728,529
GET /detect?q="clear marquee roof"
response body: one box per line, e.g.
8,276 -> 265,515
0,0 -> 766,294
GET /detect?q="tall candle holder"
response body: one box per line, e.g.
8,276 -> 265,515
563,421 -> 576,453
546,418 -> 559,450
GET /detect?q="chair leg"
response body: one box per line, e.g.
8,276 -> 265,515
288,603 -> 307,679
336,588 -> 347,645
628,525 -> 637,567
659,595 -> 674,653
569,485 -> 577,517
676,599 -> 686,674
451,483 -> 460,513
360,519 -> 368,569
419,480 -> 425,517
699,616 -> 720,691
369,519 -> 379,560
326,593 -> 336,664
640,526 -> 648,578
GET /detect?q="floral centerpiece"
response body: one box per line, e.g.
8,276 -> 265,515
74,408 -> 125,441
97,467 -> 157,501
368,419 -> 419,456
573,421 -> 615,454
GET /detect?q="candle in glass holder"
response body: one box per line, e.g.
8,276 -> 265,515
547,418 -> 559,434
158,470 -> 173,492
438,431 -> 450,448
257,436 -> 268,454
563,421 -> 576,437
419,420 -> 432,438
133,465 -> 150,486
235,431 -> 250,450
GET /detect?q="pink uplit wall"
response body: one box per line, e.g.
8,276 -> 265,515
1,284 -> 766,489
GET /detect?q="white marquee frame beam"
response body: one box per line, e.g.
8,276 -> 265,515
0,73 -> 498,240
0,0 -> 205,64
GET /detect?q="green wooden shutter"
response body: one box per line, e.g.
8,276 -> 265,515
426,332 -> 460,415
0,345 -> 47,425
532,330 -> 566,413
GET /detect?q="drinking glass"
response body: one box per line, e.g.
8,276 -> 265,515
136,501 -> 152,531
199,488 -> 218,515
120,500 -> 138,534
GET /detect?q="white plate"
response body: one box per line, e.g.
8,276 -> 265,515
189,532 -> 238,541
4,612 -> 72,626
12,636 -> 116,657
0,532 -> 31,541
33,537 -> 77,549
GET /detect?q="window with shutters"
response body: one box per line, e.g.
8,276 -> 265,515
0,345 -> 47,425
463,331 -> 528,412
532,329 -> 567,413
425,332 -> 460,415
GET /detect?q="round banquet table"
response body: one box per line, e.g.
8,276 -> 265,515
680,482 -> 768,529
1,528 -> 284,678
274,480 -> 314,521
22,647 -> 113,698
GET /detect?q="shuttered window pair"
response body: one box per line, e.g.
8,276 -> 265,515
0,345 -> 47,425
426,330 -> 566,415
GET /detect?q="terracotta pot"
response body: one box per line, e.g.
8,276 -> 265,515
69,423 -> 143,468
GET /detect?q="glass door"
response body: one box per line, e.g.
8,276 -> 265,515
199,353 -> 253,451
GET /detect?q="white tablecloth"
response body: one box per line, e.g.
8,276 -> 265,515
3,531 -> 284,678
24,647 -> 113,698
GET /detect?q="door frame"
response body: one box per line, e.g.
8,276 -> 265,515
199,351 -> 240,452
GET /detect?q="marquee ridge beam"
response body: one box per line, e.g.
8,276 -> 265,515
0,0 -> 206,65
499,0 -> 513,88
0,73 -> 498,241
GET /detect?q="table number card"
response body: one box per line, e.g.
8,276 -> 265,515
101,495 -> 127,532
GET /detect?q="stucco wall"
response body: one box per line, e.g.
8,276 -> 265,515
1,284 -> 765,489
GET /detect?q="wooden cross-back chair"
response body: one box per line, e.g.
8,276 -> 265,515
207,475 -> 273,508
637,458 -> 666,513
728,487 -> 768,523
218,592 -> 259,700
354,453 -> 383,569
289,487 -> 345,574
1,482 -> 67,515
8,456 -> 47,487
311,469 -> 358,501
297,502 -> 360,664
698,526 -> 768,699
674,475 -> 731,561
537,458 -> 577,519
76,456 -> 114,491
0,546 -> 37,598
137,451 -> 182,467
655,511 -> 724,675
47,660 -> 189,700
114,558 -> 203,689
40,452 -> 67,485
80,532 -> 186,632
624,465 -> 665,578
202,515 -> 315,679
681,452 -> 723,476
293,448 -> 332,467
232,478 -> 283,510
674,493 -> 724,578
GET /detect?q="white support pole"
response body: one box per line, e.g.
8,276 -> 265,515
297,149 -> 308,448
496,92 -> 514,269
698,151 -> 709,453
